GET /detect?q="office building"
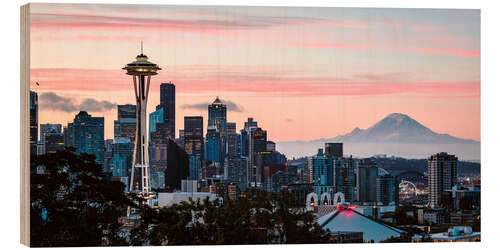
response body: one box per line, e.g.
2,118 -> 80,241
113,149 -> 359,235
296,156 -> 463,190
428,152 -> 458,208
225,156 -> 248,192
356,158 -> 378,203
30,91 -> 38,156
157,82 -> 175,139
108,138 -> 134,178
114,104 -> 137,142
44,132 -> 64,154
325,143 -> 343,158
204,125 -> 221,163
376,174 -> 398,205
165,139 -> 189,191
149,122 -> 169,173
64,111 -> 105,165
227,122 -> 237,157
208,97 -> 227,160
307,149 -> 334,198
333,157 -> 356,202
40,123 -> 62,143
189,155 -> 201,181
184,116 -> 204,159
149,107 -> 164,139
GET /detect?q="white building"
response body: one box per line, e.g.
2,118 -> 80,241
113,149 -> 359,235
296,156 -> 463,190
412,226 -> 480,242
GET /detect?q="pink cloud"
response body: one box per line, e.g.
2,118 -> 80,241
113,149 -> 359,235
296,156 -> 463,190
30,68 -> 480,98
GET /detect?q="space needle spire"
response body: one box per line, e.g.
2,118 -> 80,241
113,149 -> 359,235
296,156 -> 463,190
122,43 -> 161,209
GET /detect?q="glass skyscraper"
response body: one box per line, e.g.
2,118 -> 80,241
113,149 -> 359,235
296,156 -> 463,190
64,111 -> 105,165
158,82 -> 175,139
184,116 -> 204,159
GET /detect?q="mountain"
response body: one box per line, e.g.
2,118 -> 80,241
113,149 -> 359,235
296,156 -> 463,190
276,113 -> 480,160
326,113 -> 478,144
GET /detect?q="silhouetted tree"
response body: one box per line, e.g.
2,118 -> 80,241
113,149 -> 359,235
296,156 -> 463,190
30,150 -> 134,247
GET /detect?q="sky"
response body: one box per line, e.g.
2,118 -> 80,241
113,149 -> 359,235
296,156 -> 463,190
29,3 -> 480,142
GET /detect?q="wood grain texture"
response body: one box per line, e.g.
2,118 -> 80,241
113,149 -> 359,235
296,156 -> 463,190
20,3 -> 30,246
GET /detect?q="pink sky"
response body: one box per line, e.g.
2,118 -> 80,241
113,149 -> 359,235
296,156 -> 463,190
29,3 -> 480,142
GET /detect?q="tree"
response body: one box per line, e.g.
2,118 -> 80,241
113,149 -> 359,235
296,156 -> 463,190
130,189 -> 334,245
30,150 -> 134,247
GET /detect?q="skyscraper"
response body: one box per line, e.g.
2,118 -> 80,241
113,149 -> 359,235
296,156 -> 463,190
356,158 -> 378,203
44,132 -> 64,154
333,156 -> 355,202
208,97 -> 227,160
307,149 -> 334,197
158,82 -> 175,139
149,107 -> 164,138
184,116 -> 204,159
204,125 -> 221,163
325,143 -> 343,159
40,123 -> 62,143
249,127 -> 267,186
64,111 -> 105,165
114,104 -> 137,142
227,122 -> 237,157
428,152 -> 458,208
29,91 -> 38,156
376,174 -> 398,206
149,122 -> 169,173
165,139 -> 189,191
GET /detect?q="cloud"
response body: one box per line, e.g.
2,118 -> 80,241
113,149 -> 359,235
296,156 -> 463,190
39,92 -> 116,112
181,99 -> 244,112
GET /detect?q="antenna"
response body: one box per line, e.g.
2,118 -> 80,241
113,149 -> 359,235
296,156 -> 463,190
141,40 -> 143,54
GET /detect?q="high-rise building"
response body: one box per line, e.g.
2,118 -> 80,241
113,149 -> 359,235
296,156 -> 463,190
64,111 -> 105,165
208,97 -> 227,159
189,155 -> 201,181
376,174 -> 398,205
225,156 -> 248,192
165,139 -> 189,191
114,104 -> 137,142
109,138 -> 134,178
266,141 -> 276,152
184,116 -> 204,159
307,149 -> 334,190
356,158 -> 378,203
29,91 -> 38,156
204,125 -> 221,163
40,124 -> 62,143
44,132 -> 64,154
149,122 -> 169,173
244,117 -> 258,131
325,143 -> 343,159
249,127 -> 267,185
255,151 -> 287,185
149,107 -> 164,138
333,157 -> 355,202
428,152 -> 458,208
227,122 -> 237,157
158,82 -> 175,139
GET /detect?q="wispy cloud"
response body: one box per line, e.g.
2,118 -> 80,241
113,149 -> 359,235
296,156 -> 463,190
39,92 -> 116,112
181,99 -> 244,112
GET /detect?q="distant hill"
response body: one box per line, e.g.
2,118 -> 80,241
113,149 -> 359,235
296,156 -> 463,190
276,113 -> 480,160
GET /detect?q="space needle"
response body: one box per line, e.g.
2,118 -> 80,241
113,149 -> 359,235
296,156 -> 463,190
123,43 -> 161,208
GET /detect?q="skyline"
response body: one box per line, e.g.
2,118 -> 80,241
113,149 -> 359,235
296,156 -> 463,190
30,3 -> 480,142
